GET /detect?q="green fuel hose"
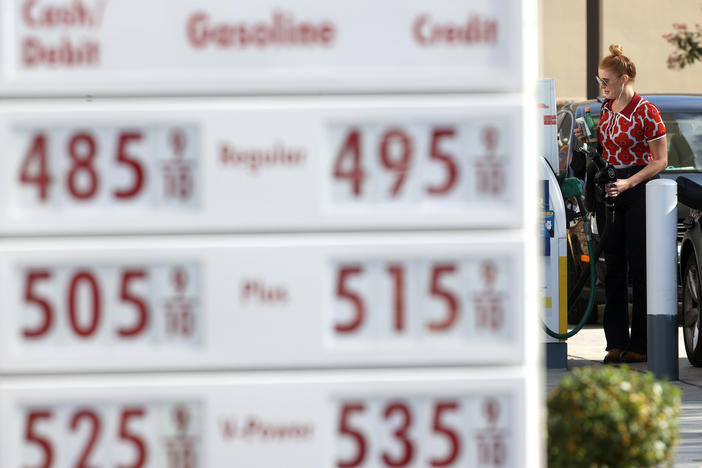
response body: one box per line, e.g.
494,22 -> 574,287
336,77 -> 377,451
542,238 -> 596,340
541,167 -> 605,340
542,189 -> 606,340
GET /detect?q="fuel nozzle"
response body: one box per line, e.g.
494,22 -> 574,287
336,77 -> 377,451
584,146 -> 617,220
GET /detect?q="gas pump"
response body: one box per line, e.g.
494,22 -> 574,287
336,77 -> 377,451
540,80 -> 606,368
540,79 -> 569,368
541,171 -> 569,368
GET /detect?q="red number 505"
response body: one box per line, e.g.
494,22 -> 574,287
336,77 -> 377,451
22,268 -> 149,340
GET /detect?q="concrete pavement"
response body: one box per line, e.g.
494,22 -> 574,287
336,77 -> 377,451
546,325 -> 702,467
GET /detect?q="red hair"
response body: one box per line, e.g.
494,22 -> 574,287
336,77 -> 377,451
599,44 -> 637,80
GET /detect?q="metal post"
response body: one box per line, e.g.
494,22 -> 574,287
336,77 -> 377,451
646,179 -> 678,380
586,0 -> 601,100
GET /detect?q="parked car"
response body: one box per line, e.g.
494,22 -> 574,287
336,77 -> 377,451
557,95 -> 702,365
679,184 -> 702,366
558,95 -> 702,197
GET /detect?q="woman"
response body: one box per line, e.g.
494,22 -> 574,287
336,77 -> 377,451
575,44 -> 668,363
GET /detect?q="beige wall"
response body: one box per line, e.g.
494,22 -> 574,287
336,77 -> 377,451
541,0 -> 702,102
540,0 -> 587,101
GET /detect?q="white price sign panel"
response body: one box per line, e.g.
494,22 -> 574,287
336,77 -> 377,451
0,233 -> 525,373
0,0 -> 524,95
0,370 -> 528,468
0,97 -> 524,235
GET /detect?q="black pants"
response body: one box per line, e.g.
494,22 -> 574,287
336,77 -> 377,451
594,166 -> 654,355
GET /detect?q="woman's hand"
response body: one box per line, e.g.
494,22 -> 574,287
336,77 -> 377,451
574,127 -> 585,142
605,179 -> 632,197
574,127 -> 597,143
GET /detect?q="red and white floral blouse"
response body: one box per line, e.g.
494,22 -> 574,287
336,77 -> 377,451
597,93 -> 666,167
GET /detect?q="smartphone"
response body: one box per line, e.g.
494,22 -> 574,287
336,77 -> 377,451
575,117 -> 591,137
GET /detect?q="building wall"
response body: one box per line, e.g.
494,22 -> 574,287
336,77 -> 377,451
541,0 -> 702,102
540,0 -> 587,102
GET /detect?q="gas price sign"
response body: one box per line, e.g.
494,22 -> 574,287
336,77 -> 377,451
0,233 -> 524,373
0,1 -> 538,466
0,370 -> 525,468
0,97 -> 523,235
0,0 -> 523,95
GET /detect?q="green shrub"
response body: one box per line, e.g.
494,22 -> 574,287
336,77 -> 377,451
547,365 -> 681,467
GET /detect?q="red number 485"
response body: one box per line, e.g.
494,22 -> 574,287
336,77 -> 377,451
19,131 -> 145,202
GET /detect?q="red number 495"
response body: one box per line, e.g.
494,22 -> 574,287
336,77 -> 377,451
333,127 -> 458,198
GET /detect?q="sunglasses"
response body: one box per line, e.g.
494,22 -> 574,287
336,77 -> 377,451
595,75 -> 618,87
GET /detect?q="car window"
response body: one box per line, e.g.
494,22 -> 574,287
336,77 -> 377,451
661,112 -> 702,172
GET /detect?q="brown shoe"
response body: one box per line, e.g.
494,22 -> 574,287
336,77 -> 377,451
620,351 -> 647,363
603,349 -> 623,364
